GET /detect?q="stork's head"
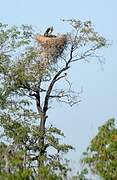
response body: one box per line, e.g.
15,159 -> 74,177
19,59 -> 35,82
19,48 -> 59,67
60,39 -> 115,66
49,26 -> 54,33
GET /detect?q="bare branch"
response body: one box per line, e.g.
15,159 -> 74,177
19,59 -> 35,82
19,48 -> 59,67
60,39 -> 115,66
43,45 -> 74,114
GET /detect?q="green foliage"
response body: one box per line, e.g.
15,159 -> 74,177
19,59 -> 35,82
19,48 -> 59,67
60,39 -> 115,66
72,168 -> 88,180
0,118 -> 73,179
82,118 -> 117,180
0,20 -> 107,179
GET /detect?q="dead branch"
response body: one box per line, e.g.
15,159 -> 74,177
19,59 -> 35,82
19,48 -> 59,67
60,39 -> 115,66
43,45 -> 74,114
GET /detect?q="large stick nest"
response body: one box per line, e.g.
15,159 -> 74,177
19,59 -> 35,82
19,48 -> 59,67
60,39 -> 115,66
36,35 -> 67,63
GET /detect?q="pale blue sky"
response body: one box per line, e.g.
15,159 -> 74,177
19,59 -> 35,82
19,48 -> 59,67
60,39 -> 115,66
0,0 -> 117,169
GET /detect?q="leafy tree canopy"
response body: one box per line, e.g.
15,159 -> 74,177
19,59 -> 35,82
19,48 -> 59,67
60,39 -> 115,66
82,118 -> 117,180
0,20 -> 107,179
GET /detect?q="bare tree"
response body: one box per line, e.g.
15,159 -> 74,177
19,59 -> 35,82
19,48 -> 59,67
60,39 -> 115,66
28,19 -> 107,167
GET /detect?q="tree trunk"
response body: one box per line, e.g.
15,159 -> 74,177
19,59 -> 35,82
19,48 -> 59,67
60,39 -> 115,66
4,153 -> 10,173
38,113 -> 47,168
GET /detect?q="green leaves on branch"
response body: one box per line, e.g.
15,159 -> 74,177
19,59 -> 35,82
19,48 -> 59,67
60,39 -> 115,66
0,20 -> 108,179
82,118 -> 117,180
